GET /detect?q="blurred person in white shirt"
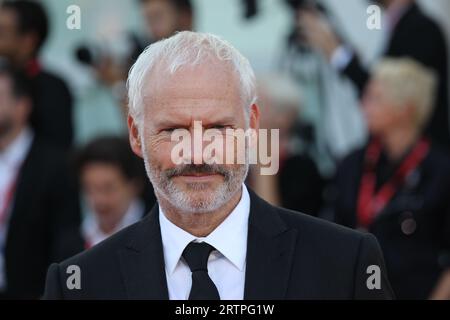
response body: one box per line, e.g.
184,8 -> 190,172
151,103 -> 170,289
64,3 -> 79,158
75,136 -> 148,249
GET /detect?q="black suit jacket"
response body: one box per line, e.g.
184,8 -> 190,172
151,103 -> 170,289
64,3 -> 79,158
29,69 -> 74,149
343,3 -> 449,146
43,188 -> 394,300
2,138 -> 80,299
278,154 -> 324,216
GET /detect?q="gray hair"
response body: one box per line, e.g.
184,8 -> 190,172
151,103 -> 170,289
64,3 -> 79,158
372,58 -> 437,129
127,31 -> 257,127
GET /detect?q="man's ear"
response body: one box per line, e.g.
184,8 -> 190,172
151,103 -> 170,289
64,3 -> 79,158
128,115 -> 143,158
249,103 -> 260,131
249,103 -> 260,149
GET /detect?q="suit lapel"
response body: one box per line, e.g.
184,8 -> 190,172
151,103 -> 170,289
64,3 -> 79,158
244,190 -> 298,299
118,205 -> 169,299
118,188 -> 298,299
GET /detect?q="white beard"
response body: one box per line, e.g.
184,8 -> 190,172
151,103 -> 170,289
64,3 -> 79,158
141,142 -> 249,214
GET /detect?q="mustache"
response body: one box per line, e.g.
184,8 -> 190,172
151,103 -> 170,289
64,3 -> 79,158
164,164 -> 231,179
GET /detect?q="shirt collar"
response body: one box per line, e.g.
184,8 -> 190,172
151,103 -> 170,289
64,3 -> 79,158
159,184 -> 250,275
82,198 -> 144,244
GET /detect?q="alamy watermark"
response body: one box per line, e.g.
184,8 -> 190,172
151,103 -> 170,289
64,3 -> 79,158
366,265 -> 381,290
367,5 -> 382,30
169,121 -> 279,176
66,5 -> 81,30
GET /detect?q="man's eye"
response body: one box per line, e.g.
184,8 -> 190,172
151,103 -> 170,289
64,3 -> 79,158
212,125 -> 230,130
162,128 -> 176,133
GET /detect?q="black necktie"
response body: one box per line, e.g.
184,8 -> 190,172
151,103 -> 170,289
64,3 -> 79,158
182,241 -> 220,300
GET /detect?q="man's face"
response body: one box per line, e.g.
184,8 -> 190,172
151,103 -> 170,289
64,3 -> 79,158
142,0 -> 180,41
130,60 -> 258,214
0,75 -> 19,138
81,163 -> 138,220
0,9 -> 20,60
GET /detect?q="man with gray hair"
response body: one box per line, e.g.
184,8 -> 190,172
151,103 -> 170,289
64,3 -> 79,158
43,31 -> 393,300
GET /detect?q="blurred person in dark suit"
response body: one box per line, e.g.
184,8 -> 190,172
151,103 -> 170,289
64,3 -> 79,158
0,64 -> 80,299
0,0 -> 73,149
298,0 -> 449,147
44,32 -> 393,300
248,74 -> 323,216
75,136 -> 153,249
334,58 -> 450,299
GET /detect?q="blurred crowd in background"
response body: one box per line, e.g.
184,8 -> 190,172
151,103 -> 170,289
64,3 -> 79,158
0,0 -> 450,300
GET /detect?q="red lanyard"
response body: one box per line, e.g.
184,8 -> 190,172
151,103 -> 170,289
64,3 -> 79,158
357,137 -> 430,229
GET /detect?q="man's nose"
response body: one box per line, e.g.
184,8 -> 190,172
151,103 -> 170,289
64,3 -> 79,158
190,125 -> 204,165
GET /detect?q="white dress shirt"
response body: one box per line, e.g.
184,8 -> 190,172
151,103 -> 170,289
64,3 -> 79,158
0,128 -> 33,290
82,199 -> 144,248
159,184 -> 250,300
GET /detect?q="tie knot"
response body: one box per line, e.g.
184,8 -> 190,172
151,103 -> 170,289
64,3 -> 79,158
182,242 -> 215,272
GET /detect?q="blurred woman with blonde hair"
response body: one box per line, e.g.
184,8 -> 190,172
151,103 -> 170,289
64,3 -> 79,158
334,58 -> 450,299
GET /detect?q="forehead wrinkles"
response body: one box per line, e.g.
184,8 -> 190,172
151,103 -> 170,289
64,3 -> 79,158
142,58 -> 241,100
140,66 -> 243,125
